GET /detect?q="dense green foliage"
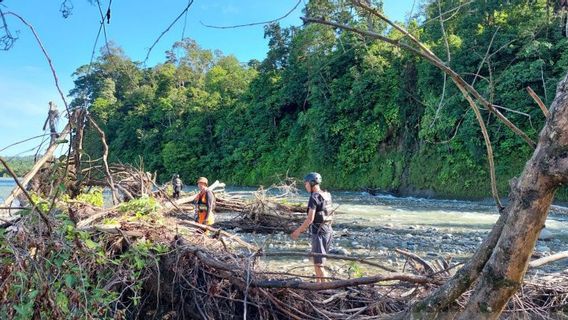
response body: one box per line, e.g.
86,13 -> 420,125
0,156 -> 34,177
73,0 -> 568,199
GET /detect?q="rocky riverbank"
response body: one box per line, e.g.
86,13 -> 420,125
230,219 -> 568,276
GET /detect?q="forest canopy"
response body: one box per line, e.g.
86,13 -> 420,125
73,0 -> 568,199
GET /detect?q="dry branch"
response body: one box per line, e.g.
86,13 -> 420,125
0,156 -> 51,233
527,86 -> 550,118
529,251 -> 568,268
87,115 -> 119,204
2,124 -> 71,207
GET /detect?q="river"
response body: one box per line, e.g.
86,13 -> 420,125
0,177 -> 16,204
2,178 -> 567,274
221,187 -> 568,275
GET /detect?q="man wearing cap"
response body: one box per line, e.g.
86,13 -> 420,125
291,172 -> 333,282
194,177 -> 215,226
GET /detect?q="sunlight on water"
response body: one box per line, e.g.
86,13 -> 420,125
1,179 -> 567,238
0,178 -> 15,203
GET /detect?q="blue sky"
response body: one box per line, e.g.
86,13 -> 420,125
0,0 -> 416,156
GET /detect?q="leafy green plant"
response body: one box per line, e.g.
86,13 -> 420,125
118,195 -> 160,217
75,187 -> 104,207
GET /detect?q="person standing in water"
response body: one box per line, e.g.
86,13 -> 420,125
291,172 -> 333,282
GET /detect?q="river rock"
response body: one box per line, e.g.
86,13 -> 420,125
535,245 -> 551,253
351,241 -> 360,247
442,234 -> 452,240
538,228 -> 553,241
330,247 -> 350,256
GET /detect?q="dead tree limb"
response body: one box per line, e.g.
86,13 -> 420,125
87,115 -> 119,205
349,0 -> 535,148
529,251 -> 568,268
252,273 -> 443,290
2,124 -> 71,207
261,251 -> 397,272
527,86 -> 550,118
182,243 -> 441,290
303,13 -> 504,209
395,249 -> 436,275
0,157 -> 51,233
458,73 -> 568,319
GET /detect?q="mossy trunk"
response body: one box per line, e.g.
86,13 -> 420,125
458,73 -> 568,319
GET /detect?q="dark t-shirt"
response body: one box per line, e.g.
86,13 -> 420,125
307,191 -> 333,234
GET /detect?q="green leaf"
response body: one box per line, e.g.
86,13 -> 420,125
64,274 -> 77,288
84,239 -> 99,250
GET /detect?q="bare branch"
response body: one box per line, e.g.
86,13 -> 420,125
201,0 -> 302,29
0,134 -> 51,153
304,16 -> 503,209
261,251 -> 396,272
0,157 -> 52,233
87,114 -> 119,205
144,0 -> 194,64
527,86 -> 550,118
95,0 -> 111,55
348,0 -> 537,148
5,12 -> 70,115
0,7 -> 18,50
2,124 -> 71,207
529,251 -> 568,268
471,27 -> 500,87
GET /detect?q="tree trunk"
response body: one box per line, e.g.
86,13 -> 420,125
458,73 -> 568,319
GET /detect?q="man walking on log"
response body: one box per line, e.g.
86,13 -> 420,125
194,177 -> 215,228
291,172 -> 333,282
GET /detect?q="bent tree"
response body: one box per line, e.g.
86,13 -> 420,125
306,1 -> 568,319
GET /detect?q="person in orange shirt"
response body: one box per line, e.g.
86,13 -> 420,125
194,177 -> 215,227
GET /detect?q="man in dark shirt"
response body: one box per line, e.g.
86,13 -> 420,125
291,172 -> 333,282
172,174 -> 183,199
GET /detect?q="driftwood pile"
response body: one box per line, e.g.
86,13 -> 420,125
214,186 -> 307,233
2,201 -> 567,319
158,182 -> 307,234
1,160 -> 567,319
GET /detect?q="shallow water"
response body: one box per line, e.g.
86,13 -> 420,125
2,180 -> 566,237
0,177 -> 16,204
223,186 -> 568,239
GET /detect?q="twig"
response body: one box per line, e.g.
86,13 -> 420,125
395,249 -> 436,274
261,251 -> 396,272
5,11 -> 70,114
0,157 -> 51,233
144,0 -> 194,64
200,0 -> 302,29
0,134 -> 51,153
